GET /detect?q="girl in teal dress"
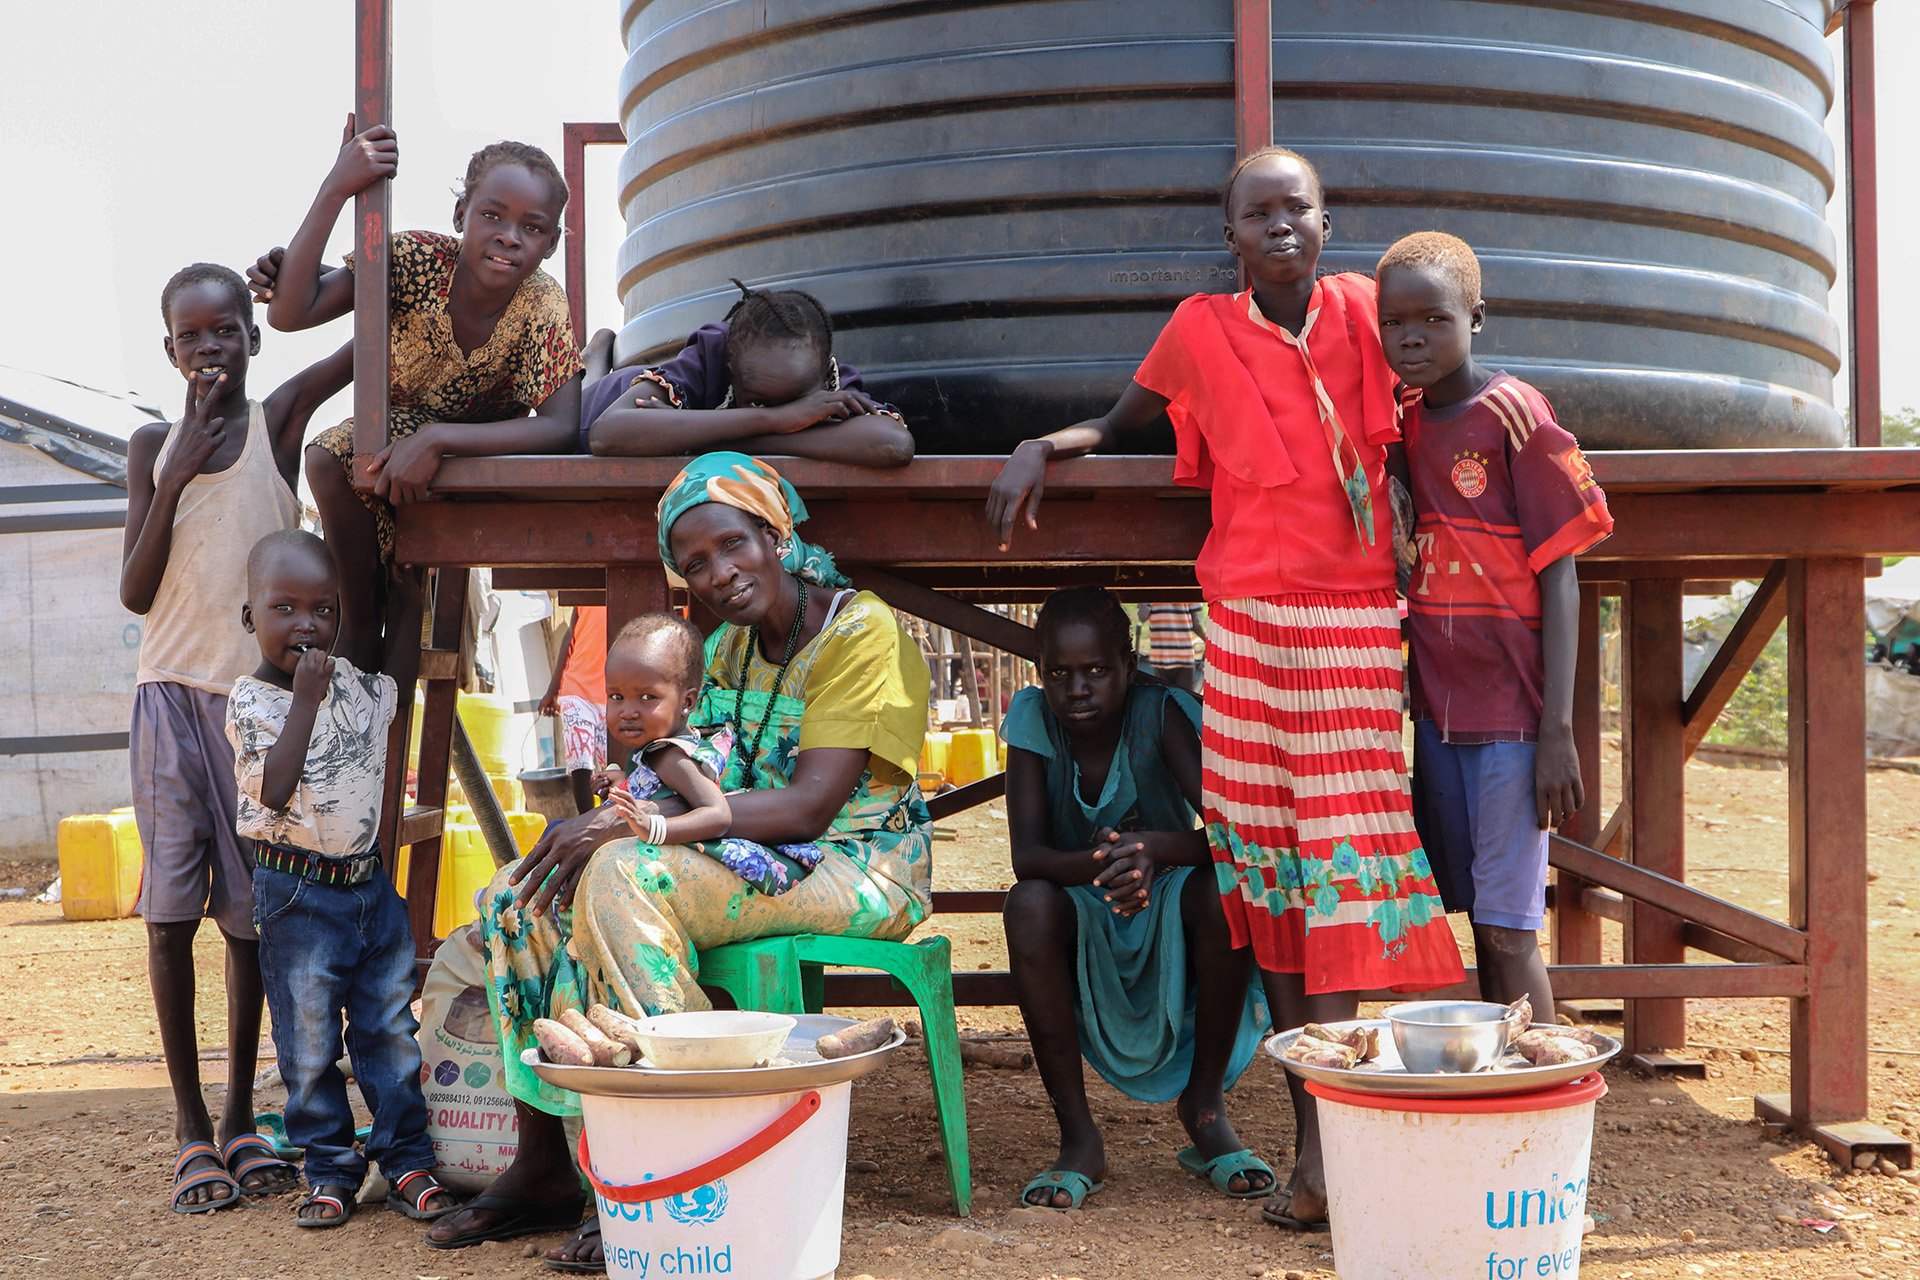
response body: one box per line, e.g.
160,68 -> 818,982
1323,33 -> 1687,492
1003,588 -> 1268,1211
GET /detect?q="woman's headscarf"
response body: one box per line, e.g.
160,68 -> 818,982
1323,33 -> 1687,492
656,452 -> 850,588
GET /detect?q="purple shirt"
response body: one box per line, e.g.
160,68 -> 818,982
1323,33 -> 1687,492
578,321 -> 891,450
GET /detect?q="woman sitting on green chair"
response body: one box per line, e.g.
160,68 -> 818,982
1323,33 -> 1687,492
428,452 -> 933,1267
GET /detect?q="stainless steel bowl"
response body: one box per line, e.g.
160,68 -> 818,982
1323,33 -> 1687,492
1384,1000 -> 1526,1073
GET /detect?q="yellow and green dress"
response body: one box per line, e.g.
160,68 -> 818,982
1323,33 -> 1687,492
480,589 -> 932,1114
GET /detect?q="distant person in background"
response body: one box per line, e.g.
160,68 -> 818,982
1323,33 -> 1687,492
537,605 -> 609,814
1137,601 -> 1204,694
120,263 -> 348,1214
578,279 -> 915,467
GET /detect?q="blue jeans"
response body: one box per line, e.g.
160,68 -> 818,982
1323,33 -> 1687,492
253,862 -> 435,1190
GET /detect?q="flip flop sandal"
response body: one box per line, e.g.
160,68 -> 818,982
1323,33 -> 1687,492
427,1192 -> 589,1249
386,1168 -> 461,1221
542,1217 -> 606,1273
170,1141 -> 243,1215
1018,1169 -> 1104,1211
1176,1146 -> 1276,1200
253,1112 -> 373,1158
1259,1187 -> 1331,1233
294,1185 -> 356,1229
222,1133 -> 298,1196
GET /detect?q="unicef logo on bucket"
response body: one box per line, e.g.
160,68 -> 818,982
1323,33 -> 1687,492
596,1179 -> 729,1227
665,1181 -> 728,1226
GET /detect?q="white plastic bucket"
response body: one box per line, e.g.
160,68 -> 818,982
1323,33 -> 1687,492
579,1081 -> 852,1280
1312,1073 -> 1607,1280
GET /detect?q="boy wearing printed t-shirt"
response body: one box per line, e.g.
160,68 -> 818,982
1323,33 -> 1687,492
1376,232 -> 1614,1019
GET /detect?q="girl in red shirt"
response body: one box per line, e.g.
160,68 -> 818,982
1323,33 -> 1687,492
988,148 -> 1464,1230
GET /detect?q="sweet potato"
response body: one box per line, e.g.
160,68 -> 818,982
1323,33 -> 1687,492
559,1008 -> 631,1068
587,1004 -> 646,1060
1511,1028 -> 1600,1066
1302,1023 -> 1380,1062
533,1017 -> 595,1066
815,1016 -> 895,1060
1282,1034 -> 1360,1069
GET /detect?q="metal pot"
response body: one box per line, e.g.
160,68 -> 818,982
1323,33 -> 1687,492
1383,1000 -> 1528,1073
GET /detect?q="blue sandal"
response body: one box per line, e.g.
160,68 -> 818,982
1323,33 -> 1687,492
1176,1146 -> 1275,1199
1019,1169 -> 1104,1211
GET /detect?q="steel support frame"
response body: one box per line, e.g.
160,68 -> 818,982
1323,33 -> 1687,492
561,122 -> 626,346
352,0 -> 1900,1149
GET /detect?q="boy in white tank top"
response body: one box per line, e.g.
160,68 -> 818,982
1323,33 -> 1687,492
120,263 -> 350,1214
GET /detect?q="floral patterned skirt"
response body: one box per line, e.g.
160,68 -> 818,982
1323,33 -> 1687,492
1202,591 -> 1464,996
482,835 -> 926,1115
311,410 -> 435,565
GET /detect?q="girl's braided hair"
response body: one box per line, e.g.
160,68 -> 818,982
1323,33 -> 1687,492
1221,144 -> 1323,215
721,278 -> 834,377
457,140 -> 569,220
1036,586 -> 1135,661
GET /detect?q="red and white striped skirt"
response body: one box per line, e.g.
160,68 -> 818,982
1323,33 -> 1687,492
1202,591 -> 1464,995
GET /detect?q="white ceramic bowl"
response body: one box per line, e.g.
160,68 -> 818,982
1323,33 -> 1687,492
629,1010 -> 797,1070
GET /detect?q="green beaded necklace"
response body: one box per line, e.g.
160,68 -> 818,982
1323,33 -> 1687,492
733,579 -> 808,773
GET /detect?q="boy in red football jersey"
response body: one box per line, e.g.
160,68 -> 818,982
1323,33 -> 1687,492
1376,232 -> 1613,1018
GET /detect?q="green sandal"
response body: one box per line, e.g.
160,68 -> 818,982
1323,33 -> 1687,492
1019,1169 -> 1104,1211
1176,1146 -> 1275,1199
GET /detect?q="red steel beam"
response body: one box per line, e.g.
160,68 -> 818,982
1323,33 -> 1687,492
1554,583 -> 1605,967
351,0 -> 392,482
1682,563 -> 1788,756
401,490 -> 1920,570
824,963 -> 1809,1009
424,450 -> 1920,500
1788,559 -> 1869,1122
1623,579 -> 1689,1052
1844,2 -> 1881,445
562,122 -> 626,348
404,570 -> 469,951
1549,834 -> 1806,963
1233,0 -> 1273,159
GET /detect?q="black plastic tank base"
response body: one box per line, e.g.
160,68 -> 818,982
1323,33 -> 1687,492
615,1 -> 1842,452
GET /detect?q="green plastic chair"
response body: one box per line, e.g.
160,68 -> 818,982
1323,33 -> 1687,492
698,933 -> 971,1216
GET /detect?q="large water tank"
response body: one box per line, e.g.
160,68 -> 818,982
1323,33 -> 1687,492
614,1 -> 1842,452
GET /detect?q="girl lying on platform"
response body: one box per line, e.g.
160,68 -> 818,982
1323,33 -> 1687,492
578,280 -> 914,467
248,119 -> 583,645
1002,587 -> 1268,1211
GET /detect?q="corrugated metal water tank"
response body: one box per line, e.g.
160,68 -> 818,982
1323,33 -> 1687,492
614,1 -> 1842,452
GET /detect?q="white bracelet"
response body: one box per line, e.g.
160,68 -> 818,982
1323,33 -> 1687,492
646,812 -> 669,845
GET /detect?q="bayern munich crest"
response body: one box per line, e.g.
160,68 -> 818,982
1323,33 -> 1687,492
1451,456 -> 1488,498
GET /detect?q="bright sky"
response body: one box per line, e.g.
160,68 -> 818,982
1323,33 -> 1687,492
1,4 -> 1914,430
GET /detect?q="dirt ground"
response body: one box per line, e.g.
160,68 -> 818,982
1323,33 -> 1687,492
3,748 -> 1918,1280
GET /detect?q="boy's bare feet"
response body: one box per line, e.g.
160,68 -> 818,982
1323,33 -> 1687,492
1176,1087 -> 1272,1195
426,1110 -> 581,1246
296,1184 -> 356,1225
1263,1167 -> 1330,1229
547,1218 -> 603,1270
172,1142 -> 237,1210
